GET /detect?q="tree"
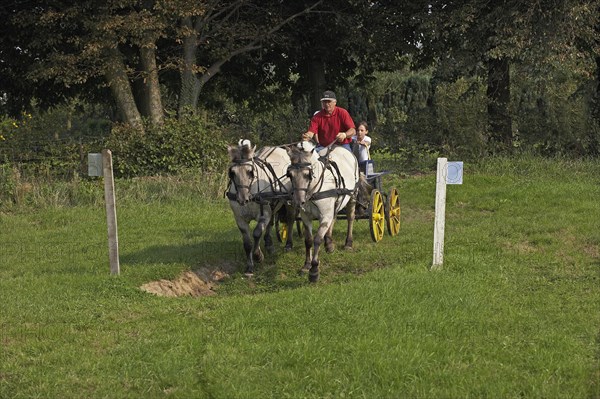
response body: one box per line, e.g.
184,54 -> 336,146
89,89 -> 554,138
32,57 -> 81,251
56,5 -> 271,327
234,0 -> 367,112
270,0 -> 429,112
0,0 -> 93,116
415,0 -> 600,151
7,0 -> 324,129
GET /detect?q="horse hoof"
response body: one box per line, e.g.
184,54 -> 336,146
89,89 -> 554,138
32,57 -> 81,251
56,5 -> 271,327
325,246 -> 335,254
309,272 -> 319,283
284,244 -> 293,252
298,264 -> 310,276
244,271 -> 254,278
344,245 -> 353,251
253,252 -> 264,263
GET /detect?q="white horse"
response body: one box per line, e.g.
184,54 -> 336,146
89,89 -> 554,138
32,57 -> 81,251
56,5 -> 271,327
226,140 -> 295,276
286,141 -> 359,282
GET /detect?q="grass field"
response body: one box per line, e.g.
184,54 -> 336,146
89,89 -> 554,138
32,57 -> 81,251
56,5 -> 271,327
1,155 -> 599,398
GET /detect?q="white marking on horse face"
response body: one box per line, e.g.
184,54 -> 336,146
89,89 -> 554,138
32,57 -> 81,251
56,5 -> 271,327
298,141 -> 315,152
238,139 -> 252,149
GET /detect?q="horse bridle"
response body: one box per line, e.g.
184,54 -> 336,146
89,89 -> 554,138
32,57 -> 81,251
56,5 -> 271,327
287,161 -> 324,201
228,159 -> 258,197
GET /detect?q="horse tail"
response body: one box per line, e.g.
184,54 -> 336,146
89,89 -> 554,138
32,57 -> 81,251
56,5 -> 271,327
356,173 -> 373,208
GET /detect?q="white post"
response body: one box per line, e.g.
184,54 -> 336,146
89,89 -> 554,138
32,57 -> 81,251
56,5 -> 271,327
102,149 -> 120,275
432,157 -> 447,270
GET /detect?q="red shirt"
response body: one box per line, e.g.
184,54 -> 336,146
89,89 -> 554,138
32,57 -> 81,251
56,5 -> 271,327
308,107 -> 355,146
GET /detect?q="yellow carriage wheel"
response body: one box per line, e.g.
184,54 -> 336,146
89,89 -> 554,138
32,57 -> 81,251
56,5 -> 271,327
369,189 -> 385,242
278,221 -> 289,242
275,216 -> 303,242
386,187 -> 401,236
274,214 -> 287,243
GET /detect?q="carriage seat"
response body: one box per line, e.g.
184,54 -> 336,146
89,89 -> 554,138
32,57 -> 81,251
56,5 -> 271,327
360,160 -> 375,176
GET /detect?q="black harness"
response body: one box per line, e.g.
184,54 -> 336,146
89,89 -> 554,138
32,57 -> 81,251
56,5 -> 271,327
226,155 -> 291,205
288,156 -> 355,204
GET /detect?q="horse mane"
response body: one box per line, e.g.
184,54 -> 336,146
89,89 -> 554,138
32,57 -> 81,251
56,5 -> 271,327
288,141 -> 315,164
228,139 -> 255,161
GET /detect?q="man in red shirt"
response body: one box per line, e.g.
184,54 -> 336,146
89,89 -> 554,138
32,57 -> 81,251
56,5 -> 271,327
302,90 -> 355,152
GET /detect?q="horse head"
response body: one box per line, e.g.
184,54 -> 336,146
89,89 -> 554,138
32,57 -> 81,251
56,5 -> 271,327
286,141 -> 317,209
227,139 -> 257,205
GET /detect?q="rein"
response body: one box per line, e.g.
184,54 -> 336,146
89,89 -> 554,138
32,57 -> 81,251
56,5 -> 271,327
226,155 -> 291,204
289,157 -> 350,203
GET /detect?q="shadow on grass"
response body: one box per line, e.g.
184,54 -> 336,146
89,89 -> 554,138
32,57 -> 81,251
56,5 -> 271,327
121,240 -> 246,266
121,237 -> 310,295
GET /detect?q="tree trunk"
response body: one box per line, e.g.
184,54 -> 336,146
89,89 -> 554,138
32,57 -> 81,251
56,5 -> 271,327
308,58 -> 326,113
139,34 -> 163,125
178,16 -> 201,115
593,56 -> 600,123
104,47 -> 143,130
588,55 -> 600,155
487,58 -> 512,150
366,93 -> 377,127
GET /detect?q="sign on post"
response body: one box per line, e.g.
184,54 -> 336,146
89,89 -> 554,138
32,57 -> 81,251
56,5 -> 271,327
88,153 -> 103,177
447,162 -> 463,184
432,158 -> 463,270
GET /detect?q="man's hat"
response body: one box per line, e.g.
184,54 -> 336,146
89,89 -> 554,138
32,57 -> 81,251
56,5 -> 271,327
320,90 -> 336,101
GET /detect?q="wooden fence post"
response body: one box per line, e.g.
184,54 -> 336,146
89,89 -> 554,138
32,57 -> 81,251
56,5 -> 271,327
432,157 -> 447,270
102,149 -> 120,275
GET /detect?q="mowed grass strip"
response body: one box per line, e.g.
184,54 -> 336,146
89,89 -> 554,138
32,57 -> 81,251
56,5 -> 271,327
0,155 -> 598,398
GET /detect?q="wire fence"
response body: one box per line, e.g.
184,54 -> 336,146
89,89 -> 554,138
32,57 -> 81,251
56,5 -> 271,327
0,136 -> 107,180
1,136 -> 417,182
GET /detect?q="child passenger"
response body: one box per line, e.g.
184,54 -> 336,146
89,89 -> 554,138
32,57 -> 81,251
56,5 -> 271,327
353,121 -> 372,168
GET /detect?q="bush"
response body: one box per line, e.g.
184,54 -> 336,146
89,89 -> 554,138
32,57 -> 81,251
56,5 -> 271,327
0,164 -> 18,205
0,103 -> 109,180
105,114 -> 229,178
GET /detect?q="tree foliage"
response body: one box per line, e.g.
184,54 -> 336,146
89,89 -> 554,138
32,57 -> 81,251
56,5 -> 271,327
411,0 -> 600,150
2,0 -> 325,128
0,0 -> 598,160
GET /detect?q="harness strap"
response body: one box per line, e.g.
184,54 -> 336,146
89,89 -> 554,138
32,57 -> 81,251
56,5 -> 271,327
256,156 -> 291,196
328,160 -> 346,191
310,188 -> 355,200
253,156 -> 275,191
305,162 -> 326,199
225,191 -> 237,201
228,152 -> 293,206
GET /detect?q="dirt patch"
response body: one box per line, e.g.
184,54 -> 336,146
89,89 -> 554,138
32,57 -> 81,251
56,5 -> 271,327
583,244 -> 599,259
140,262 -> 238,298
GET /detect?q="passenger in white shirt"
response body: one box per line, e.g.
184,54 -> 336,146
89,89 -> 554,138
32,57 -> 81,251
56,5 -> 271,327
353,121 -> 371,165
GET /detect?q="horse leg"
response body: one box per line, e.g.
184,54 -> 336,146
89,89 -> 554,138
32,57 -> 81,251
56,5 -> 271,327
310,217 -> 332,283
324,218 -> 336,253
344,197 -> 356,250
264,211 -> 275,255
251,212 -> 270,266
284,205 -> 296,252
299,215 -> 313,275
237,225 -> 255,276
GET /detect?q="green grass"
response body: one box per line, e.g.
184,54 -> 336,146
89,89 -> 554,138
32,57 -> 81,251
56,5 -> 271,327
1,155 -> 599,398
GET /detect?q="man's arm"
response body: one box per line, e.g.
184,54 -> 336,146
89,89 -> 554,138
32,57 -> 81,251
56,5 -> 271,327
335,128 -> 355,142
335,108 -> 356,142
304,114 -> 320,141
302,131 -> 317,141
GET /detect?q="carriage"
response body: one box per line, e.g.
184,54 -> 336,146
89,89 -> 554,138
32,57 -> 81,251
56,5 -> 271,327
355,160 -> 401,242
274,158 -> 401,244
227,140 -> 401,281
